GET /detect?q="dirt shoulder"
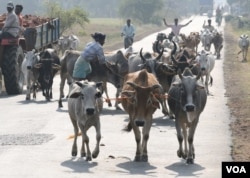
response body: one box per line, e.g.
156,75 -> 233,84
223,24 -> 250,161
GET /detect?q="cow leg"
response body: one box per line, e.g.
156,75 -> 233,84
103,82 -> 112,107
182,124 -> 188,159
205,75 -> 209,95
141,119 -> 152,162
70,116 -> 78,157
187,118 -> 198,164
79,125 -> 91,161
176,118 -> 184,159
115,87 -> 122,110
26,80 -> 31,100
131,121 -> 142,162
92,119 -> 101,159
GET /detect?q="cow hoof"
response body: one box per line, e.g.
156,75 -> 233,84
92,150 -> 99,158
134,155 -> 141,162
85,156 -> 92,161
26,97 -> 30,100
108,103 -> 112,107
177,150 -> 183,158
72,151 -> 77,157
81,152 -> 86,157
141,155 -> 148,162
186,158 -> 194,164
116,106 -> 122,110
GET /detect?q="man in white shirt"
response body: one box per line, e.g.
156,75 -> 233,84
121,19 -> 135,49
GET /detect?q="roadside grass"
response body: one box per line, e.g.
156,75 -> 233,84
64,18 -> 165,52
224,23 -> 250,161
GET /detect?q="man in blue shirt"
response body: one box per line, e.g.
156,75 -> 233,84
73,32 -> 106,80
121,19 -> 135,49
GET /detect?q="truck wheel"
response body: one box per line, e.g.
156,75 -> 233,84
2,45 -> 24,95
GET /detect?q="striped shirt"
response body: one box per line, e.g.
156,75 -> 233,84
81,41 -> 105,64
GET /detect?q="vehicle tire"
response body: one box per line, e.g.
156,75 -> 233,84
2,45 -> 24,95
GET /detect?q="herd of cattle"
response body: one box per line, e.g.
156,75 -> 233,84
6,25 -> 249,164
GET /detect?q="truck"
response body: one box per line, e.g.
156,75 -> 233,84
199,0 -> 214,16
0,15 -> 60,95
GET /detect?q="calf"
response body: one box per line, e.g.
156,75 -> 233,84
68,81 -> 103,161
21,49 -> 40,100
168,67 -> 207,164
35,48 -> 61,101
121,69 -> 163,162
238,34 -> 249,62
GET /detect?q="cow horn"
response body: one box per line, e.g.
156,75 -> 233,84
151,84 -> 163,93
171,41 -> 178,65
126,81 -> 138,90
155,47 -> 164,61
139,48 -> 146,63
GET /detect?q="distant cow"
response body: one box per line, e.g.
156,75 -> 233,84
68,81 -> 103,161
21,49 -> 40,100
200,29 -> 213,51
168,67 -> 207,164
195,50 -> 215,95
121,69 -> 163,162
211,31 -> 223,59
238,34 -> 249,62
57,34 -> 80,55
58,50 -> 120,108
35,48 -> 61,101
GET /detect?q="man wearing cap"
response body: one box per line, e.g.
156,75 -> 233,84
0,1 -> 20,39
203,19 -> 215,32
73,32 -> 106,80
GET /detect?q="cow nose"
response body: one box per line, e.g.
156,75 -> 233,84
135,120 -> 145,127
27,66 -> 31,70
86,108 -> 95,115
185,104 -> 195,112
201,67 -> 206,71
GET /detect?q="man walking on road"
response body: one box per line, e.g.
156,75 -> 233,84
121,19 -> 135,49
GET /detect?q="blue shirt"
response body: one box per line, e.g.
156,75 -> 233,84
81,41 -> 105,64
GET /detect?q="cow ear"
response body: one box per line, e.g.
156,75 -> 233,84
75,81 -> 83,88
34,63 -> 43,68
69,92 -> 81,98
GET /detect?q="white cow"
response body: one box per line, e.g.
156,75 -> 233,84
58,34 -> 80,55
21,49 -> 40,100
238,34 -> 249,62
200,28 -> 213,51
67,81 -> 103,161
195,50 -> 215,95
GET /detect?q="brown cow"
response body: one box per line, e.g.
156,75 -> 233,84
121,69 -> 163,162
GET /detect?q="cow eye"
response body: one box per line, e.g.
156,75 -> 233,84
95,92 -> 102,98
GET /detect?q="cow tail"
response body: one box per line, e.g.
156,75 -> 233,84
123,121 -> 132,132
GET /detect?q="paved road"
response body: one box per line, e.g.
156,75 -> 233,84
0,15 -> 232,178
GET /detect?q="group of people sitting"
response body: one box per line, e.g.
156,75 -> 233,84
0,1 -> 23,40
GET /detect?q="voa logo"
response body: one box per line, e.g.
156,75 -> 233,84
226,166 -> 246,174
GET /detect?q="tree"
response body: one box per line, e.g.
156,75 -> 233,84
43,1 -> 89,35
119,0 -> 164,24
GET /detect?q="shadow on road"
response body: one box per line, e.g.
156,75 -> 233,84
116,160 -> 157,175
165,161 -> 205,177
61,157 -> 98,174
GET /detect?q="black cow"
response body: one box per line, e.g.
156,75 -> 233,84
34,48 -> 61,101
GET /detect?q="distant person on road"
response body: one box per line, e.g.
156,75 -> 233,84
163,18 -> 192,36
203,19 -> 215,32
121,19 -> 135,49
0,1 -> 20,40
73,32 -> 106,81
